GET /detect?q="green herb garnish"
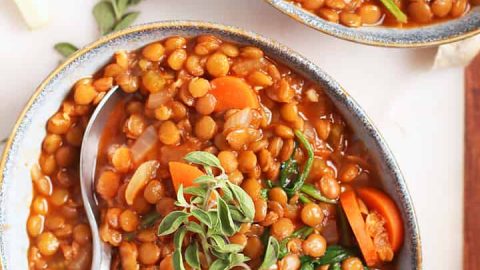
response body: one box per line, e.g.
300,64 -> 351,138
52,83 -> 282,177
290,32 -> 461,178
378,0 -> 408,23
55,0 -> 142,57
157,151 -> 255,269
54,43 -> 79,57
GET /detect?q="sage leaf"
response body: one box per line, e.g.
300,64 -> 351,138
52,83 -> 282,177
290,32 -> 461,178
213,243 -> 244,254
54,42 -> 78,57
191,208 -> 212,228
228,253 -> 249,266
113,11 -> 139,31
176,185 -> 190,208
186,222 -> 204,234
217,197 -> 236,236
193,175 -> 216,185
227,182 -> 255,221
185,242 -> 201,269
210,259 -> 229,270
173,249 -> 186,270
115,0 -> 129,18
158,211 -> 188,236
229,206 -> 248,222
93,1 -> 117,35
184,186 -> 207,197
184,151 -> 222,170
259,236 -> 279,270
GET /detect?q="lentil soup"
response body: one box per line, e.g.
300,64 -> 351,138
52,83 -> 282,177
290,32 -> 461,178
288,0 -> 477,28
27,35 -> 404,270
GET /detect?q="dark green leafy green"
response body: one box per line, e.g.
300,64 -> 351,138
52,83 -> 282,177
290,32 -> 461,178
299,245 -> 365,269
54,42 -> 78,57
139,211 -> 161,229
280,130 -> 314,197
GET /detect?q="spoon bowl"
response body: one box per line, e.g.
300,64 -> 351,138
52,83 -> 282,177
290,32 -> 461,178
79,86 -> 122,270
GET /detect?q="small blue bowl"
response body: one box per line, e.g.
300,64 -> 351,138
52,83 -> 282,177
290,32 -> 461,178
0,21 -> 421,269
266,0 -> 480,47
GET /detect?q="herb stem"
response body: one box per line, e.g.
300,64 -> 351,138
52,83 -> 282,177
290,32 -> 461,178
284,130 -> 314,196
299,193 -> 312,204
300,184 -> 337,204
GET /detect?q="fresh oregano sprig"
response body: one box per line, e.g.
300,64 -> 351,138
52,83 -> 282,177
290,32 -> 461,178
157,151 -> 255,270
54,0 -> 142,57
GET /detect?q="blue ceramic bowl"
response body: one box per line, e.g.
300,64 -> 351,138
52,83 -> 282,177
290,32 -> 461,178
266,0 -> 480,47
0,21 -> 421,269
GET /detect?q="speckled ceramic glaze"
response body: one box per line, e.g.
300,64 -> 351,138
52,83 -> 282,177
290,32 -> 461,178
0,21 -> 421,269
266,0 -> 480,47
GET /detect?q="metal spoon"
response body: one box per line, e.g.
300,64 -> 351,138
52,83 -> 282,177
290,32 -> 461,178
80,86 -> 123,270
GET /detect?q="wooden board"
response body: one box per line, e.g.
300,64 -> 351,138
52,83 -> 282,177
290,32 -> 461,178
465,53 -> 480,270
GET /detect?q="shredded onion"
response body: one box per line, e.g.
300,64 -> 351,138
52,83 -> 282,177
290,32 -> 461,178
130,125 -> 157,163
125,160 -> 159,205
223,108 -> 253,134
146,91 -> 171,109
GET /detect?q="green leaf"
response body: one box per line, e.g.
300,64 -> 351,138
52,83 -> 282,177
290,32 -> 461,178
174,226 -> 188,249
113,12 -> 139,31
227,182 -> 255,222
173,226 -> 187,270
184,151 -> 222,170
378,0 -> 408,23
193,175 -> 217,185
229,206 -> 248,222
217,197 -> 236,236
292,226 -> 314,239
115,0 -> 129,18
185,242 -> 201,269
128,0 -> 142,4
209,234 -> 227,247
93,1 -> 117,35
173,249 -> 186,270
184,186 -> 207,197
210,259 -> 229,270
176,185 -> 190,207
54,42 -> 78,57
213,243 -> 244,254
228,253 -> 249,266
259,236 -> 279,270
279,153 -> 299,189
158,211 -> 189,236
186,222 -> 204,234
191,208 -> 212,228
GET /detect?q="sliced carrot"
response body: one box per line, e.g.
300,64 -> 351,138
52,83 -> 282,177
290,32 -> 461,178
357,187 -> 404,252
168,162 -> 204,192
210,76 -> 259,112
340,190 -> 379,267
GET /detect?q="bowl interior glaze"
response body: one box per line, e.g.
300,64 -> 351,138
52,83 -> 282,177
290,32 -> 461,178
266,0 -> 480,47
0,21 -> 421,269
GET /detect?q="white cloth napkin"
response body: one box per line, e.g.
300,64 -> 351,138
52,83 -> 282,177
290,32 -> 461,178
433,35 -> 480,69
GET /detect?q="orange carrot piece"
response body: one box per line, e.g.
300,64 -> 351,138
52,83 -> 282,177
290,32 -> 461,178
168,162 -> 204,192
210,76 -> 259,112
357,187 -> 404,252
340,190 -> 379,267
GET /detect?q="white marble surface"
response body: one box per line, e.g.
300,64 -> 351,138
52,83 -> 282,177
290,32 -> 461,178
0,0 -> 464,268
